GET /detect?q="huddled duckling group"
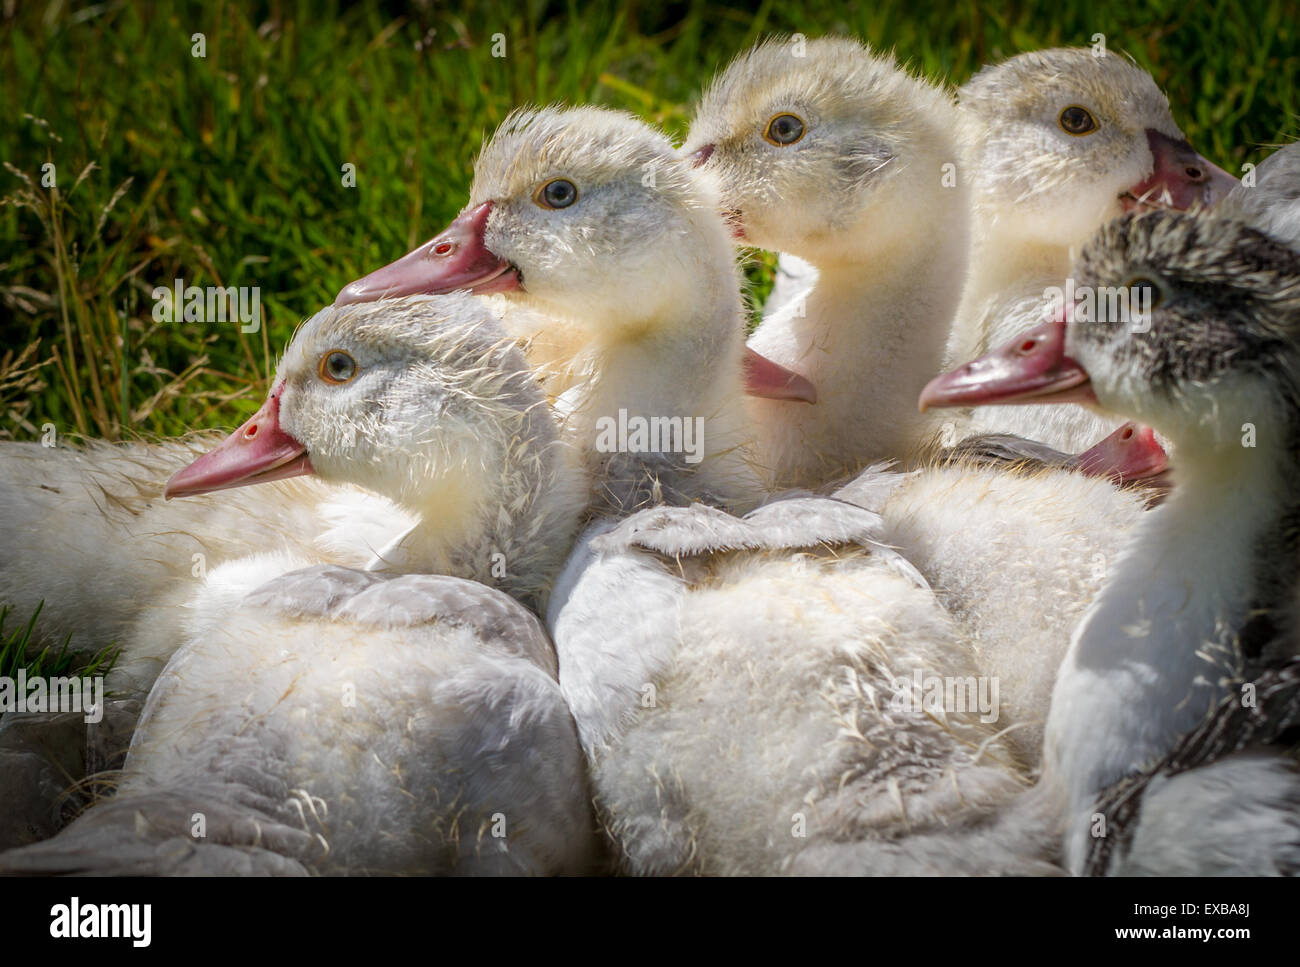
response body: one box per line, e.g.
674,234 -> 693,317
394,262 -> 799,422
1,36 -> 1298,876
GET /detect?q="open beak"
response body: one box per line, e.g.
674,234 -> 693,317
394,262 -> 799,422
918,313 -> 1095,411
1074,422 -> 1168,482
335,201 -> 521,306
1122,129 -> 1239,212
742,347 -> 817,404
163,383 -> 313,499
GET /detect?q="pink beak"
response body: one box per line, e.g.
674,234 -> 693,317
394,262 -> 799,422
163,382 -> 313,499
918,313 -> 1095,411
1122,129 -> 1239,212
742,347 -> 818,404
335,202 -> 521,306
1074,422 -> 1168,482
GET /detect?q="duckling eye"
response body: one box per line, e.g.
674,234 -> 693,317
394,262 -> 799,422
1126,278 -> 1163,309
536,179 -> 578,209
319,350 -> 358,384
763,113 -> 806,146
1058,106 -> 1098,136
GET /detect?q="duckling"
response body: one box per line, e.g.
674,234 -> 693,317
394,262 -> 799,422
935,420 -> 1167,485
0,293 -> 597,875
922,209 -> 1300,874
683,36 -> 971,489
948,46 -> 1238,453
339,106 -> 768,514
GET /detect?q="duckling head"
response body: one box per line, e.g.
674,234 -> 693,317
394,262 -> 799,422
922,212 -> 1300,452
165,293 -> 568,528
338,106 -> 735,343
682,35 -> 957,264
1066,211 -> 1300,445
960,48 -> 1238,250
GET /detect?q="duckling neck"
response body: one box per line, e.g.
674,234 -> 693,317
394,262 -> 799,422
974,230 -> 1070,302
568,288 -> 762,515
1046,433 -> 1300,853
748,201 -> 969,484
370,456 -> 583,613
947,232 -> 1071,366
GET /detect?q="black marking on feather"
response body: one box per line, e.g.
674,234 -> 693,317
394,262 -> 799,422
1086,656 -> 1300,875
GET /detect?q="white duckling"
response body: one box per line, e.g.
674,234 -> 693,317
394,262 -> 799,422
0,293 -> 597,875
682,36 -> 971,489
0,397 -> 408,849
922,208 -> 1300,874
339,106 -> 769,513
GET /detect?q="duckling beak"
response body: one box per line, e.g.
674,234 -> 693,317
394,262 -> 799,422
918,314 -> 1095,411
1073,422 -> 1168,482
742,347 -> 818,404
164,383 -> 313,499
334,202 -> 520,306
1121,130 -> 1239,212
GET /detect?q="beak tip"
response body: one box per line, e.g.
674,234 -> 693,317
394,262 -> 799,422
917,378 -> 943,412
334,284 -> 363,307
161,473 -> 185,500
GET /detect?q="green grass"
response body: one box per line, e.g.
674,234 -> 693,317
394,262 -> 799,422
1,0 -> 1296,441
0,603 -> 120,722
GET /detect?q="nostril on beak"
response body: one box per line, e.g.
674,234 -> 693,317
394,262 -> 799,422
689,144 -> 715,168
433,241 -> 455,257
1185,166 -> 1204,181
244,422 -> 259,440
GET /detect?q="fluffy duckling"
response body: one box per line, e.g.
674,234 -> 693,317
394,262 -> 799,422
683,36 -> 970,489
948,46 -> 1238,453
339,106 -> 767,513
923,209 -> 1300,874
0,294 -> 596,875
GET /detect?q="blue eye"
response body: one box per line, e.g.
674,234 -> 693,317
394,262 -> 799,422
537,179 -> 578,209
